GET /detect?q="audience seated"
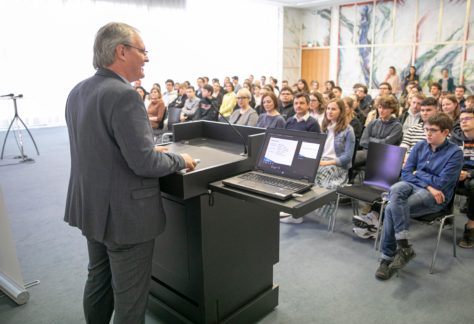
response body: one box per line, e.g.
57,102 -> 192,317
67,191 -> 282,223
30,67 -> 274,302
332,86 -> 343,99
256,92 -> 285,129
147,87 -> 166,131
296,79 -> 310,93
354,95 -> 403,168
466,95 -> 474,109
375,113 -> 462,280
281,98 -> 355,224
242,81 -> 256,108
402,65 -> 419,90
284,92 -> 320,132
309,92 -> 326,126
168,84 -> 187,109
219,82 -> 237,118
450,108 -> 474,249
430,82 -> 442,102
193,84 -> 218,121
211,81 -> 223,109
400,97 -> 439,158
355,84 -> 373,123
455,85 -> 467,110
180,86 -> 201,122
342,96 -> 363,139
162,79 -> 178,108
441,94 -> 461,136
228,88 -> 258,126
399,93 -> 425,134
278,87 -> 295,120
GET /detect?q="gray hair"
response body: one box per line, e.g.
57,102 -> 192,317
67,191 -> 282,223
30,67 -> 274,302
93,22 -> 139,69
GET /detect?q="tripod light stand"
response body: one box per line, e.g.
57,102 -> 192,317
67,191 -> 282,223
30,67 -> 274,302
0,94 -> 39,162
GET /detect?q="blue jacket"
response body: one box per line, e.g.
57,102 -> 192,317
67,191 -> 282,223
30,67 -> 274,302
325,126 -> 355,169
402,139 -> 463,204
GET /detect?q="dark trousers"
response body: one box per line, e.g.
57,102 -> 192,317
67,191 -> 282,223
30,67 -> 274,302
84,238 -> 155,324
460,178 -> 474,221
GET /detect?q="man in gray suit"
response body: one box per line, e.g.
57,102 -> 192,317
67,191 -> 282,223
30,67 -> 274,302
64,22 -> 196,323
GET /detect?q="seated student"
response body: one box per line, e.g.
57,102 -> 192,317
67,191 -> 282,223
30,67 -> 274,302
309,91 -> 326,126
211,81 -> 224,109
284,92 -> 321,132
342,96 -> 363,139
168,84 -> 187,109
399,93 -> 425,134
256,92 -> 285,129
147,87 -> 166,131
352,98 -> 441,238
228,88 -> 258,126
466,95 -> 474,110
278,87 -> 295,120
281,99 -> 355,224
219,82 -> 237,118
450,109 -> 474,248
400,97 -> 439,157
193,84 -> 218,121
354,95 -> 403,168
441,94 -> 462,138
375,113 -> 463,280
180,86 -> 201,122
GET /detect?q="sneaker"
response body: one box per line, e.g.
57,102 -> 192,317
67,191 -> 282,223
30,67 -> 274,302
352,227 -> 376,239
375,259 -> 394,280
352,211 -> 379,229
458,226 -> 474,249
390,246 -> 416,270
360,203 -> 372,215
279,211 -> 292,218
280,216 -> 304,224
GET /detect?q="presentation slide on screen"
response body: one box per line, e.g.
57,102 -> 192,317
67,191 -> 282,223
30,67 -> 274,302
264,137 -> 298,166
299,142 -> 320,159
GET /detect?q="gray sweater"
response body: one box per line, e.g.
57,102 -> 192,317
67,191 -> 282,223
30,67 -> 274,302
360,117 -> 403,149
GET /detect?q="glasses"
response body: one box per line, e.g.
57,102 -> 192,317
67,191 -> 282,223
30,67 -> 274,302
424,127 -> 441,134
236,97 -> 249,100
123,44 -> 148,56
460,116 -> 474,122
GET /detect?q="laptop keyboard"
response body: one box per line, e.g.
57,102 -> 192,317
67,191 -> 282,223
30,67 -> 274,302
238,173 -> 307,190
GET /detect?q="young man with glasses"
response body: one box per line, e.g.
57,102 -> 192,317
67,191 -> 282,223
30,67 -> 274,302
450,109 -> 474,248
278,86 -> 295,120
375,113 -> 463,280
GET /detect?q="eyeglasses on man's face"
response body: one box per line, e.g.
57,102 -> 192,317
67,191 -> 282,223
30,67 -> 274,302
460,116 -> 474,122
424,127 -> 441,134
123,44 -> 148,56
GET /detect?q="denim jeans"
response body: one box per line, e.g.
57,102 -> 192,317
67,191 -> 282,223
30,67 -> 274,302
381,181 -> 446,260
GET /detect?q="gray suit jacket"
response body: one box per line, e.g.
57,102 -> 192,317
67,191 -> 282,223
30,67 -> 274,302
65,68 -> 185,244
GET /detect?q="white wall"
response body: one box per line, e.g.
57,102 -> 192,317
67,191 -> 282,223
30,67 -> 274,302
0,0 -> 282,129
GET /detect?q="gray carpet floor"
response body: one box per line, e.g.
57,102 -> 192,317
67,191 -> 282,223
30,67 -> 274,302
0,126 -> 473,324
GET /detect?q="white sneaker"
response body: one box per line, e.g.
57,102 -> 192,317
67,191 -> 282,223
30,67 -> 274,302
280,216 -> 304,224
352,227 -> 376,239
279,211 -> 292,218
352,211 -> 379,229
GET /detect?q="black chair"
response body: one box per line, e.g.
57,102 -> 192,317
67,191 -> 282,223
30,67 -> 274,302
330,142 -> 406,248
412,190 -> 457,274
167,107 -> 182,132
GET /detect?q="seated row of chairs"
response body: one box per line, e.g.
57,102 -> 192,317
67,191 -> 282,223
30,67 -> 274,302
332,141 -> 457,274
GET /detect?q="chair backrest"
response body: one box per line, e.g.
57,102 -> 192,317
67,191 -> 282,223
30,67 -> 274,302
167,107 -> 182,131
363,142 -> 407,191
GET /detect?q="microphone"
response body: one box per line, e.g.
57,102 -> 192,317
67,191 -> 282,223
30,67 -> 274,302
213,105 -> 248,155
15,94 -> 23,98
1,93 -> 14,97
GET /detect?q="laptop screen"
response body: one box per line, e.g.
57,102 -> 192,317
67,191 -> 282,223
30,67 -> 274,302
256,128 -> 326,181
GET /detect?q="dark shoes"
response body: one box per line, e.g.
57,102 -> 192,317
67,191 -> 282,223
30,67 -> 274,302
375,259 -> 394,280
458,226 -> 474,249
390,246 -> 416,270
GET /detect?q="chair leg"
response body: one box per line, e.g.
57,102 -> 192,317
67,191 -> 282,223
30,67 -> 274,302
452,215 -> 457,258
330,194 -> 341,232
374,201 -> 386,251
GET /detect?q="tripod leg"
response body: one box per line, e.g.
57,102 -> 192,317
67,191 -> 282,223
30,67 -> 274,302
1,117 -> 16,159
16,116 -> 40,156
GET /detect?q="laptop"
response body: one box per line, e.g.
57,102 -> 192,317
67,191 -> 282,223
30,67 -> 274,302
222,128 -> 326,200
